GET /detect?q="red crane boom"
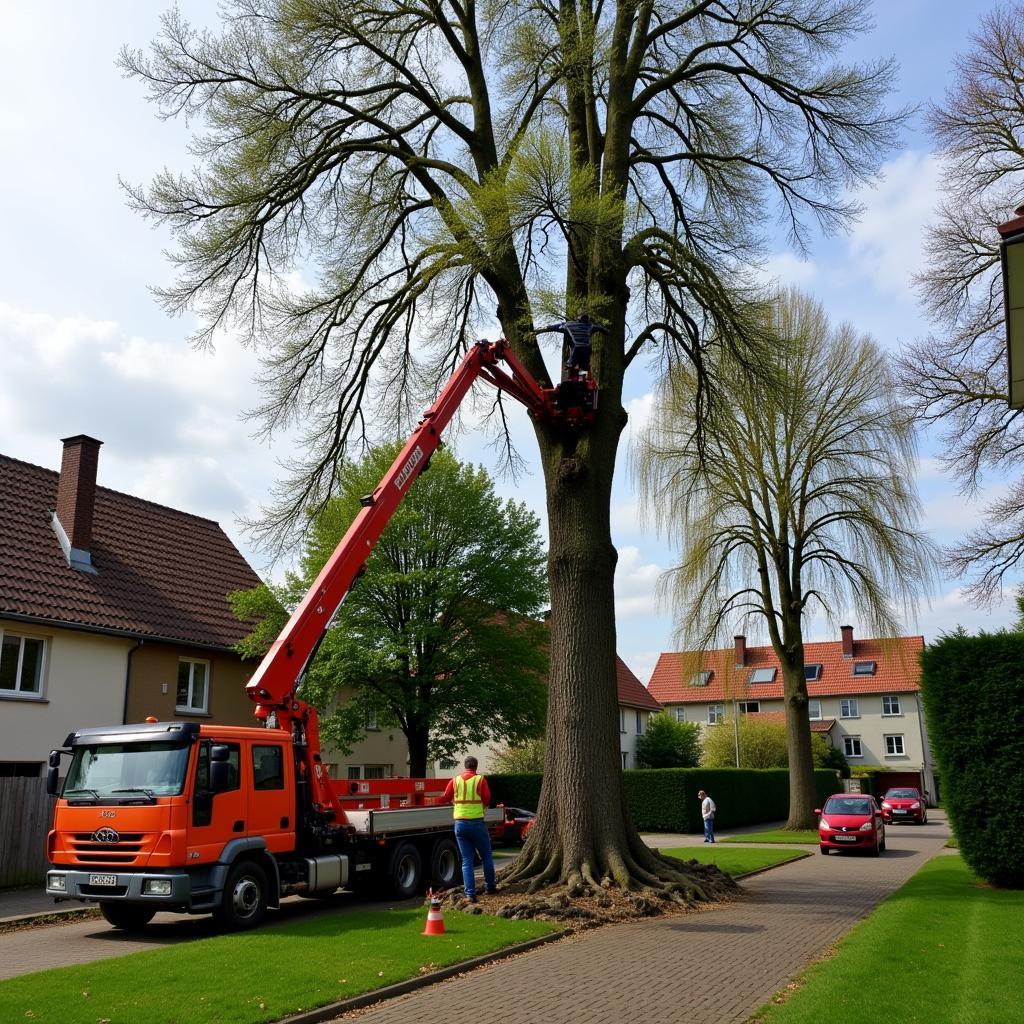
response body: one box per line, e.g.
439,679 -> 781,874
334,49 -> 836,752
244,337 -> 596,832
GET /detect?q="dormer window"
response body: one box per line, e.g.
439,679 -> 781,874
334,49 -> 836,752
853,661 -> 876,676
805,663 -> 822,681
748,667 -> 777,684
689,671 -> 713,687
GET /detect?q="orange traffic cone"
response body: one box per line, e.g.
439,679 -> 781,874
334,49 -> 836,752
422,889 -> 446,936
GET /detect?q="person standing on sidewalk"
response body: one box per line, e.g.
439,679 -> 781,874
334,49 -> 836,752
443,756 -> 497,902
698,789 -> 716,843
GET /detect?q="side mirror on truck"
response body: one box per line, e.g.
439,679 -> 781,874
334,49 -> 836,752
209,743 -> 232,794
46,750 -> 62,796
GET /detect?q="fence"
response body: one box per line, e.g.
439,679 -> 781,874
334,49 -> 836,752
0,778 -> 53,887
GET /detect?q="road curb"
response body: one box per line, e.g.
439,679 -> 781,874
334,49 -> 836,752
276,930 -> 568,1024
0,905 -> 100,928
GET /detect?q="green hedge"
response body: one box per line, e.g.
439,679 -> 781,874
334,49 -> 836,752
921,631 -> 1024,888
487,768 -> 840,832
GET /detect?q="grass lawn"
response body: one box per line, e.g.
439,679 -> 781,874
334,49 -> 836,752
751,855 -> 1024,1024
0,907 -> 558,1024
721,829 -> 820,845
661,846 -> 808,876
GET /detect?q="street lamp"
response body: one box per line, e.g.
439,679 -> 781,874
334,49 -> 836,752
998,205 -> 1024,409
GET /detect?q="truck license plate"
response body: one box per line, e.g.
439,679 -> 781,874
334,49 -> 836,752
89,874 -> 118,886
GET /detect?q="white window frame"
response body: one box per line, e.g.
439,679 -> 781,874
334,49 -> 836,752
881,695 -> 901,716
843,735 -> 863,758
689,671 -> 712,687
807,699 -> 822,721
635,710 -> 644,735
621,751 -> 629,769
884,734 -> 905,757
840,698 -> 860,719
176,657 -> 210,714
619,708 -> 626,734
365,708 -> 379,730
0,629 -> 47,698
805,663 -> 822,682
708,704 -> 725,725
673,707 -> 686,723
748,667 -> 777,684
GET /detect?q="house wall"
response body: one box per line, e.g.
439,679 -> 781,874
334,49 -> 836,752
619,706 -> 653,769
125,643 -> 254,726
0,618 -> 131,766
317,685 -> 416,779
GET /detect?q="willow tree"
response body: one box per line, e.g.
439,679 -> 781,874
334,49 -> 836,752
897,5 -> 1024,602
636,289 -> 936,828
122,1 -> 898,896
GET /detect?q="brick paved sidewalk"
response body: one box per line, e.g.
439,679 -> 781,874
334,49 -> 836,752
335,814 -> 950,1024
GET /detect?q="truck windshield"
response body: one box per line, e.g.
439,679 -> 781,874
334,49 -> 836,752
63,742 -> 190,800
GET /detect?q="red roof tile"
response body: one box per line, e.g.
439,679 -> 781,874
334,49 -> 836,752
617,657 -> 662,711
0,453 -> 261,649
647,635 -> 923,704
746,711 -> 836,733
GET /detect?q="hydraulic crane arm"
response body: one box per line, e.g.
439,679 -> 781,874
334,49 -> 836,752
244,336 -> 597,833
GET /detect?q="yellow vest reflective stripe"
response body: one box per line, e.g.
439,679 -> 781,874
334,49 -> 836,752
453,774 -> 485,819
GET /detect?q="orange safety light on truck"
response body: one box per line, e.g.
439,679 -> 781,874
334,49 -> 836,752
44,329 -> 596,930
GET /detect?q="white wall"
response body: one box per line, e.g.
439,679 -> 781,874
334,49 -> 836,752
0,619 -> 131,765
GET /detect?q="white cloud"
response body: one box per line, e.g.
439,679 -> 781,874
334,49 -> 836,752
758,251 -> 818,288
846,150 -> 943,299
614,544 -> 663,619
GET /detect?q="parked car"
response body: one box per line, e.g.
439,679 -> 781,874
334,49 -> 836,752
817,795 -> 886,856
495,806 -> 536,846
881,787 -> 928,825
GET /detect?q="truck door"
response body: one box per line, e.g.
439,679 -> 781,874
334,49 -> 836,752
246,741 -> 294,854
188,740 -> 245,863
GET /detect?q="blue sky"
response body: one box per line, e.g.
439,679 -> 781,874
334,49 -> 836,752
0,2 -> 1016,685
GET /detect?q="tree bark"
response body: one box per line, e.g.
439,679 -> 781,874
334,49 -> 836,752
780,658 -> 818,830
406,725 -> 430,779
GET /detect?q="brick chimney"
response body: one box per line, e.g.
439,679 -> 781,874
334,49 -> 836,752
734,634 -> 746,667
840,624 -> 854,659
52,435 -> 103,573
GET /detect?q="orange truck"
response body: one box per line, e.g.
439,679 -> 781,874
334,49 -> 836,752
44,332 -> 597,930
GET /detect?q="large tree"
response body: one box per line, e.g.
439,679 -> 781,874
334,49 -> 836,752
123,0 -> 899,897
231,443 -> 548,776
635,289 -> 935,827
897,5 -> 1024,603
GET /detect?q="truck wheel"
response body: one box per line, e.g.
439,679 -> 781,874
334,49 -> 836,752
430,837 -> 460,889
100,904 -> 156,931
216,860 -> 268,930
388,842 -> 423,899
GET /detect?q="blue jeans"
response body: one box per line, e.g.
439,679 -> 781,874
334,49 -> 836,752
454,818 -> 496,897
703,816 -> 715,842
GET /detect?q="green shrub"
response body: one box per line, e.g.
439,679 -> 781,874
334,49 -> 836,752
636,712 -> 701,768
488,768 -> 840,831
921,631 -> 1024,888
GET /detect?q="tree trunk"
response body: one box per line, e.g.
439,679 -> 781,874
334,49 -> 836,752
781,662 -> 818,829
406,725 -> 430,779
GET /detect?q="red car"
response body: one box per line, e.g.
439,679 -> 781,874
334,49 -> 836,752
494,806 -> 536,846
881,787 -> 928,825
817,794 -> 886,856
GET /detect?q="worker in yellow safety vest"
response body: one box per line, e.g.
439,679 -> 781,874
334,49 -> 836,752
442,756 -> 497,902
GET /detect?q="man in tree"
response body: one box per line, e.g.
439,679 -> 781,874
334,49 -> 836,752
125,0 -> 900,898
898,5 -> 1024,602
231,444 -> 548,777
636,289 -> 935,828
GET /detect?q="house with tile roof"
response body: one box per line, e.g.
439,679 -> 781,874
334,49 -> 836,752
0,435 -> 262,776
647,626 -> 937,798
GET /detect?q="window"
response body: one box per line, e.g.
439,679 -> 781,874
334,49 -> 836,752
708,704 -> 725,725
364,764 -> 393,779
192,741 -> 240,827
621,751 -> 629,769
619,708 -> 626,733
737,701 -> 760,714
252,745 -> 285,790
840,698 -> 859,719
843,736 -> 863,758
808,699 -> 822,721
882,695 -> 901,716
0,761 -> 42,778
636,711 -> 644,735
176,658 -> 210,714
0,631 -> 45,696
805,663 -> 822,682
689,671 -> 712,687
365,708 -> 379,730
347,766 -> 362,780
884,734 -> 905,756
673,707 -> 686,723
748,667 -> 777,684
852,660 -> 876,676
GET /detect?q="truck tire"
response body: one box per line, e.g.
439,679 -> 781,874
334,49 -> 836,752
216,860 -> 269,930
388,842 -> 423,899
430,836 -> 460,889
100,903 -> 156,931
